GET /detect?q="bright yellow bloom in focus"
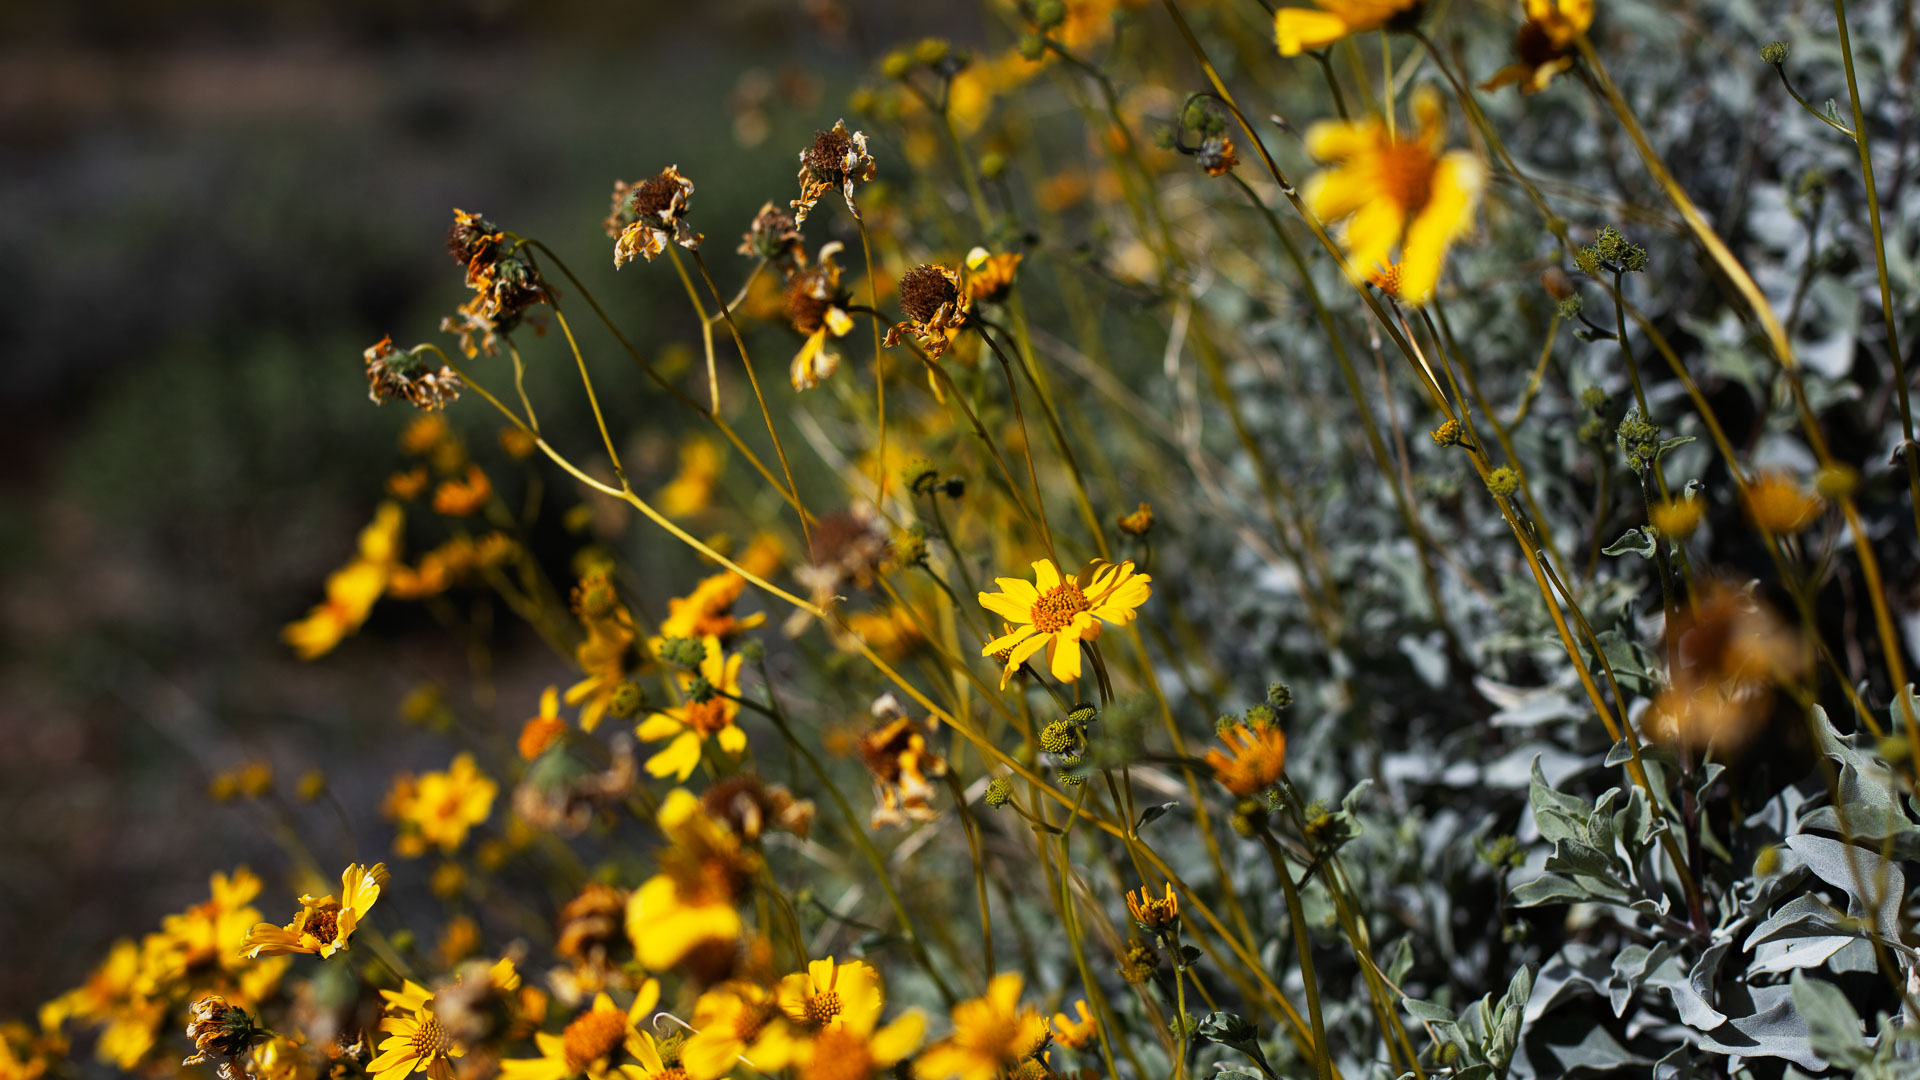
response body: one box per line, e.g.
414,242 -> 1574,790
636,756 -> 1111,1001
1303,88 -> 1485,305
368,992 -> 463,1080
625,790 -> 756,972
681,981 -> 801,1079
913,973 -> 1049,1080
389,754 -> 497,857
637,634 -> 746,781
241,862 -> 389,959
778,958 -> 882,1032
500,981 -> 661,1080
1050,1001 -> 1096,1051
979,559 -> 1151,685
1275,0 -> 1424,56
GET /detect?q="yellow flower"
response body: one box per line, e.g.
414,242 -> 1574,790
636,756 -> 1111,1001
658,570 -> 767,643
389,754 -> 497,857
637,634 -> 746,781
657,436 -> 724,518
1649,497 -> 1704,540
1049,1001 -> 1096,1052
1275,0 -> 1424,56
1204,723 -> 1289,797
625,790 -> 757,972
368,993 -> 463,1080
1303,88 -> 1484,305
913,973 -> 1049,1080
682,981 -> 801,1079
1742,471 -> 1823,535
282,502 -> 404,660
978,559 -> 1152,685
520,686 -> 569,761
964,247 -> 1022,305
432,464 -> 493,517
1126,883 -> 1180,931
241,863 -> 389,959
777,958 -> 882,1032
568,570 -> 638,733
500,982 -> 661,1080
1483,0 -> 1594,94
786,242 -> 857,391
791,982 -> 923,1080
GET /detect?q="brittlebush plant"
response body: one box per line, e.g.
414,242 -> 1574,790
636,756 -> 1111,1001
20,1 -> 1920,1079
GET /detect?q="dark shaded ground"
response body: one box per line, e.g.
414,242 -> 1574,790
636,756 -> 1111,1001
0,0 -> 969,1013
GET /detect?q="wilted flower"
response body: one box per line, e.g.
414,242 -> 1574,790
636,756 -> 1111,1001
365,338 -> 463,411
182,996 -> 264,1080
1196,134 -> 1238,176
859,698 -> 948,828
612,166 -> 704,268
241,863 -> 389,960
513,732 -> 638,835
884,264 -> 972,362
702,775 -> 815,840
740,201 -> 807,270
793,120 -> 876,224
1647,583 -> 1809,749
785,241 -> 857,390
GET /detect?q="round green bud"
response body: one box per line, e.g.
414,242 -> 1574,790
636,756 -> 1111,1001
1018,33 -> 1046,61
1267,681 -> 1293,709
1486,467 -> 1520,499
881,51 -> 914,80
1579,386 -> 1608,411
978,151 -> 1008,179
1068,703 -> 1099,725
1039,719 -> 1079,756
609,681 -> 644,720
1760,40 -> 1789,64
914,37 -> 951,65
1033,0 -> 1066,28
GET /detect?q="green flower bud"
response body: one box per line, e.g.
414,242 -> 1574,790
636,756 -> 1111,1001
1485,467 -> 1520,498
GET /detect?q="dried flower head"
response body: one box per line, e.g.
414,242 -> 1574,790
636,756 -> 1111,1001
884,263 -> 972,361
613,166 -> 704,267
1196,134 -> 1239,176
793,120 -> 876,225
740,201 -> 807,270
702,775 -> 815,840
365,337 -> 463,411
858,714 -> 947,828
183,996 -> 263,1080
439,208 -> 555,358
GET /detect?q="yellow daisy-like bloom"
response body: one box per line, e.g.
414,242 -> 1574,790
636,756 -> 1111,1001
1742,471 -> 1823,535
614,1026 -> 683,1080
389,754 -> 497,857
913,973 -> 1049,1080
282,501 -> 404,660
793,120 -> 876,225
657,436 -> 723,519
1275,0 -> 1424,56
368,994 -> 463,1080
964,247 -> 1022,304
777,958 -> 882,1033
786,242 -> 856,391
1049,1001 -> 1096,1052
1204,723 -> 1289,797
883,264 -> 972,363
637,634 -> 746,781
1302,87 -> 1485,305
1483,0 -> 1594,94
240,862 -> 389,960
658,570 -> 768,644
499,981 -> 661,1080
791,983 -> 923,1080
624,790 -> 757,972
681,981 -> 801,1080
978,559 -> 1152,684
520,686 -> 569,761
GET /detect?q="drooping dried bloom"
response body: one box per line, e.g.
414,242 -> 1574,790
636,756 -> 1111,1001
740,201 -> 807,271
1205,723 -> 1288,796
439,208 -> 556,358
786,242 -> 856,390
1483,0 -> 1593,94
793,120 -> 876,224
794,505 -> 892,607
884,263 -> 972,361
1196,134 -> 1239,176
613,166 -> 704,268
365,337 -> 463,411
1303,87 -> 1484,305
703,775 -> 815,840
183,996 -> 262,1080
858,699 -> 947,828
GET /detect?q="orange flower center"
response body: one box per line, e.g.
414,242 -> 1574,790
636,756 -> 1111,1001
684,698 -> 732,738
562,1008 -> 629,1071
409,1018 -> 450,1059
803,990 -> 842,1026
1030,582 -> 1090,634
1377,141 -> 1435,213
305,905 -> 341,944
735,999 -> 781,1043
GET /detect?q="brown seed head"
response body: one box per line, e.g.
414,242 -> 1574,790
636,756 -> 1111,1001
898,264 -> 958,323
